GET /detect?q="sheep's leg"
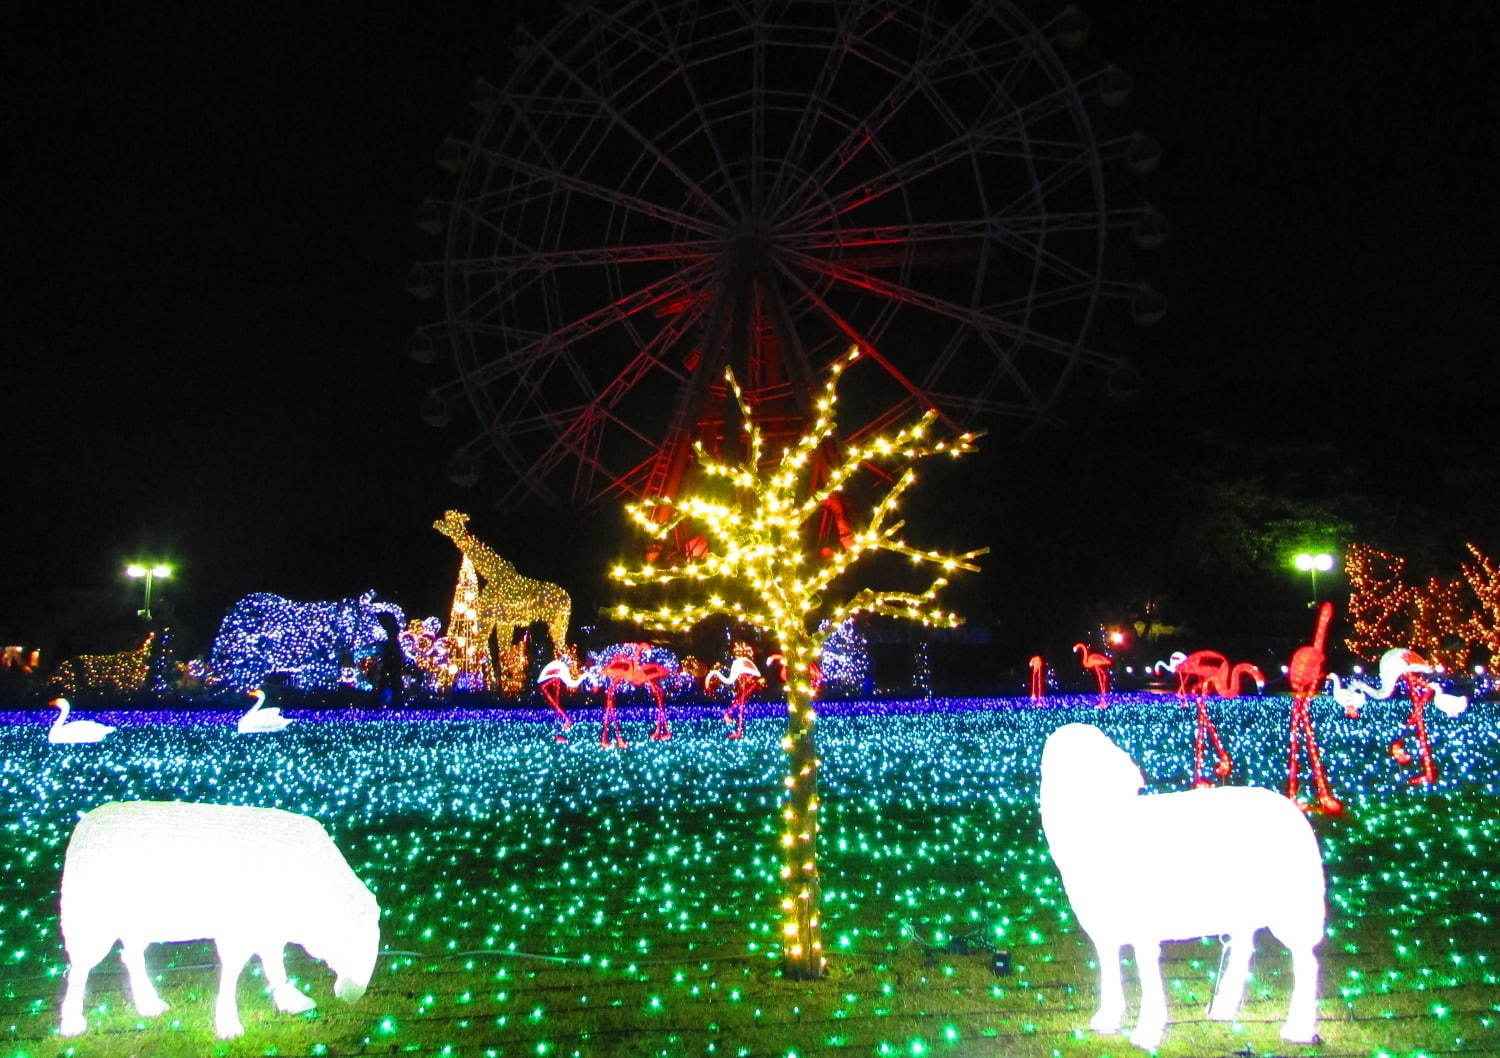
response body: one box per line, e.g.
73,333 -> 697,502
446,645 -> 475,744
1280,942 -> 1321,1043
260,944 -> 317,1014
1208,931 -> 1253,1020
1129,940 -> 1168,1051
213,941 -> 251,1039
1088,938 -> 1126,1034
59,935 -> 114,1037
120,938 -> 170,1017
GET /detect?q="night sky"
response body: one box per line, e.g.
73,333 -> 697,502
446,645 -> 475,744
7,2 -> 1496,662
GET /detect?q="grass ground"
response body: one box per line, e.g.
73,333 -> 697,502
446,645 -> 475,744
0,693 -> 1496,1057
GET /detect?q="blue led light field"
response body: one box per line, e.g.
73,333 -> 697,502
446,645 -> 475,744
1,695 -> 1496,1057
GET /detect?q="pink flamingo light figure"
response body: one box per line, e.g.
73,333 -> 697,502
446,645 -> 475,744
1073,643 -> 1113,700
599,643 -> 673,746
536,654 -> 583,740
1350,648 -> 1442,786
1285,602 -> 1343,814
706,653 -> 764,739
1174,650 -> 1266,787
1028,655 -> 1046,701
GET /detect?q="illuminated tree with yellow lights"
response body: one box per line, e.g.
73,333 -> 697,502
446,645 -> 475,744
610,346 -> 985,980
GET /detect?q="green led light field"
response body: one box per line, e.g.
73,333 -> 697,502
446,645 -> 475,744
1,696 -> 1496,1057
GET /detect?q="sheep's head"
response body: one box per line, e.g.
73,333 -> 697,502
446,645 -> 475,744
1040,724 -> 1145,821
302,884 -> 380,1004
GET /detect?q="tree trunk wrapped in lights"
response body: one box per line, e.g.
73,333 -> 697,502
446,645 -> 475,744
610,346 -> 985,980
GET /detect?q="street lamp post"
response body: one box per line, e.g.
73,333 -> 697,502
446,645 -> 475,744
125,563 -> 172,621
1294,552 -> 1335,608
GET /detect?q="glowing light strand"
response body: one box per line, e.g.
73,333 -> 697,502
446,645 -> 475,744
609,345 -> 986,979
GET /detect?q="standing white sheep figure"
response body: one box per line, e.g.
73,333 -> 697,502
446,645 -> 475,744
1039,724 -> 1326,1051
59,801 -> 380,1039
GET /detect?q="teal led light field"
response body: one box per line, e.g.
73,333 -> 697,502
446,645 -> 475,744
1,695 -> 1496,1057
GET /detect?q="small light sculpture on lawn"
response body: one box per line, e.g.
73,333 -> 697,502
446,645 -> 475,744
46,698 -> 116,744
706,645 -> 765,739
1040,724 -> 1326,1051
58,801 -> 379,1040
537,648 -> 584,739
235,688 -> 292,735
49,634 -> 156,699
1286,602 -> 1343,814
598,642 -> 674,745
1174,650 -> 1265,787
1349,647 -> 1447,786
1028,654 -> 1046,701
1073,642 -> 1113,698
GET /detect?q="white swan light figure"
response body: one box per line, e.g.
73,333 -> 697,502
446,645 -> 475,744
1433,688 -> 1469,718
47,699 -> 116,744
237,689 -> 292,734
1325,673 -> 1368,717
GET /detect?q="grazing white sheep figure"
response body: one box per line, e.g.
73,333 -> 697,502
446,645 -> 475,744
59,801 -> 380,1039
1040,724 -> 1326,1051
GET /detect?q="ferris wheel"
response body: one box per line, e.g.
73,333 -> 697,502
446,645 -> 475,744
410,0 -> 1165,509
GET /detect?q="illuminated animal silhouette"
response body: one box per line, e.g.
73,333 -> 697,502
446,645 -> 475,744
1028,655 -> 1047,700
1325,673 -> 1367,718
47,699 -> 116,744
1073,643 -> 1112,698
49,634 -> 156,699
1040,724 -> 1326,1051
598,643 -> 674,746
1350,648 -> 1448,786
208,592 -> 403,692
706,652 -> 764,739
1433,687 -> 1468,718
236,689 -> 292,734
433,510 -> 571,659
536,653 -> 583,738
1151,651 -> 1187,676
1174,651 -> 1265,788
1285,603 -> 1342,814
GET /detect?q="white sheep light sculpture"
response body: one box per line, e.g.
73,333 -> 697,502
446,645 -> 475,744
59,801 -> 380,1039
1039,724 -> 1326,1051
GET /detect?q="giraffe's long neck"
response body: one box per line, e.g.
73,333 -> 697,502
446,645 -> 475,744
452,530 -> 502,579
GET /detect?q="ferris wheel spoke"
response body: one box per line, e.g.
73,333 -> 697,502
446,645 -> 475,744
774,2 -> 995,222
777,117 -> 1032,234
782,245 -> 1102,371
528,37 -> 735,229
484,151 -> 722,238
764,3 -> 866,209
522,302 -> 707,485
444,240 -> 719,276
787,213 -> 1114,281
588,5 -> 749,218
770,256 -> 959,433
460,261 -> 713,390
480,261 -> 710,433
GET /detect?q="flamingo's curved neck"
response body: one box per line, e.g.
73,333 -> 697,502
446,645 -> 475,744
1309,603 -> 1333,654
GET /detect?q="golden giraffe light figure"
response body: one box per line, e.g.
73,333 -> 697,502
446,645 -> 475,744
432,511 -> 572,659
